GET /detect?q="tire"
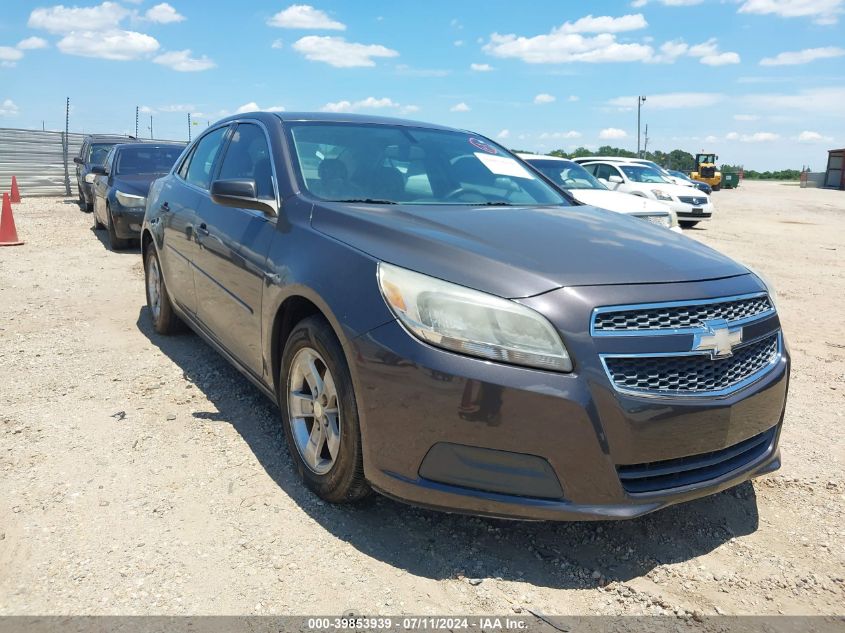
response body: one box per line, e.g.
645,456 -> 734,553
107,207 -> 130,250
713,184 -> 721,192
144,247 -> 181,335
78,186 -> 86,211
680,221 -> 699,229
279,315 -> 370,504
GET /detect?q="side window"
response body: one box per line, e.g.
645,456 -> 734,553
177,146 -> 196,180
217,123 -> 275,199
583,163 -> 598,177
185,127 -> 228,190
104,148 -> 116,173
596,164 -> 615,181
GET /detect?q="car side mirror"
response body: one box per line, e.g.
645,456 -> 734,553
73,157 -> 83,165
89,165 -> 106,175
210,179 -> 277,216
608,175 -> 623,184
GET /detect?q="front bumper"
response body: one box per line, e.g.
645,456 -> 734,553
109,203 -> 145,239
349,276 -> 788,521
672,201 -> 714,221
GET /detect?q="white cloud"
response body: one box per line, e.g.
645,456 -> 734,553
58,30 -> 159,60
28,1 -> 130,33
760,46 -> 845,65
496,129 -> 510,139
534,93 -> 556,104
726,132 -> 740,140
742,86 -> 845,116
454,40 -> 464,47
741,132 -> 780,142
400,105 -> 420,114
599,127 -> 628,139
651,37 -> 740,65
0,98 -> 19,116
17,37 -> 48,50
733,113 -> 760,121
738,0 -> 844,24
139,105 -> 155,114
450,102 -> 471,112
236,102 -> 285,113
268,4 -> 345,30
158,104 -> 195,112
292,36 -> 398,67
539,130 -> 582,139
483,14 -> 653,64
0,47 -> 24,62
320,96 -> 405,113
608,92 -> 725,109
145,3 -> 185,24
271,39 -> 284,49
567,95 -> 580,102
470,63 -> 494,71
797,130 -> 833,142
153,49 -> 215,71
704,135 -> 719,143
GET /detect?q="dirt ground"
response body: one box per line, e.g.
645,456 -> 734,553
1,181 -> 843,617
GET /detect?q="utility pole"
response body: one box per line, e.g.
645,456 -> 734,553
643,124 -> 649,156
188,112 -> 192,141
135,106 -> 139,138
637,95 -> 647,157
149,115 -> 154,139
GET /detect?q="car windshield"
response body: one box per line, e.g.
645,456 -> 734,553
528,159 -> 607,191
288,122 -> 568,206
115,146 -> 182,175
669,170 -> 691,181
88,143 -> 117,165
620,165 -> 670,184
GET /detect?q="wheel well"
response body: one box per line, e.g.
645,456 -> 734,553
141,230 -> 153,259
270,296 -> 323,396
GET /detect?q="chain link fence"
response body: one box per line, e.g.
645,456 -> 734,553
0,127 -> 179,198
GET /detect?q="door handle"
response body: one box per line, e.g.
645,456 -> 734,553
197,222 -> 209,237
160,201 -> 171,213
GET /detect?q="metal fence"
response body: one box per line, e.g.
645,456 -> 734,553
0,127 -> 179,198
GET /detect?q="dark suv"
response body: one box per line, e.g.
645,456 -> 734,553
141,112 -> 789,520
75,135 -> 139,211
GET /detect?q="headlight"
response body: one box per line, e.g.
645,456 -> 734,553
748,267 -> 780,311
377,263 -> 572,372
84,173 -> 96,183
115,191 -> 147,208
651,189 -> 673,201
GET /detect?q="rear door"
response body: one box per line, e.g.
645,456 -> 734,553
192,121 -> 278,375
159,125 -> 230,316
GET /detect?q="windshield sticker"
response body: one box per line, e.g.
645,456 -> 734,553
474,152 -> 533,179
468,137 -> 498,154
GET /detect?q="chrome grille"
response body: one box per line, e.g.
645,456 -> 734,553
604,333 -> 778,395
637,214 -> 670,228
679,196 -> 708,205
593,294 -> 774,333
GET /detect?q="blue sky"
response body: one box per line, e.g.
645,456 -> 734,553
1,0 -> 843,170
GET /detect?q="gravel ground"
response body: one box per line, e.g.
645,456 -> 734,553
0,181 -> 843,617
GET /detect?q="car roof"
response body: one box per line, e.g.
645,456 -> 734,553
111,142 -> 186,151
213,110 -> 466,134
84,134 -> 141,143
517,153 -> 570,162
573,156 -> 654,163
580,160 -> 648,167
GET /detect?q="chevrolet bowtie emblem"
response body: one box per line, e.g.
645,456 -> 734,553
693,319 -> 743,359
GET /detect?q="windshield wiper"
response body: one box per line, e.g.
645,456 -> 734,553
476,201 -> 513,206
335,198 -> 397,204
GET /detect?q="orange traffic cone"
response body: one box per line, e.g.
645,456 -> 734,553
0,192 -> 23,246
10,176 -> 21,204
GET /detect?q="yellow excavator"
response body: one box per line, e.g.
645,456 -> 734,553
690,153 -> 722,191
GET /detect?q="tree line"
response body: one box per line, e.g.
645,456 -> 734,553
512,145 -> 802,181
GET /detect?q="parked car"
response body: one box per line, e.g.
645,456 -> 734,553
573,156 -> 696,188
91,142 -> 185,249
667,169 -> 713,195
142,112 -> 788,521
518,154 -> 681,232
580,160 -> 714,228
74,135 -> 138,212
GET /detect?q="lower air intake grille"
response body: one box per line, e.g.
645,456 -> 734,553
617,427 -> 776,494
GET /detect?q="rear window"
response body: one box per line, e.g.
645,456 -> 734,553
115,146 -> 182,175
87,143 -> 117,165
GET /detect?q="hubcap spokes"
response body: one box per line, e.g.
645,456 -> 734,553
288,348 -> 341,474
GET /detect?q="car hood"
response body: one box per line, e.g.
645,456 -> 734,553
570,189 -> 671,215
111,174 -> 164,197
311,201 -> 748,298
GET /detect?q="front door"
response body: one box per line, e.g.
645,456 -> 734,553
192,122 -> 278,376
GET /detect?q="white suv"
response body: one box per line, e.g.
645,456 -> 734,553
580,160 -> 713,228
